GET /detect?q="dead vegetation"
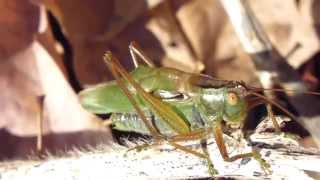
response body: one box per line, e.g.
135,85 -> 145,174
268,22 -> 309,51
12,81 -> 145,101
0,0 -> 320,178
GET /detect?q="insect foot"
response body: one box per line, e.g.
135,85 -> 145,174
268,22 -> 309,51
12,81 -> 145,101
124,142 -> 153,158
252,149 -> 272,175
206,158 -> 218,175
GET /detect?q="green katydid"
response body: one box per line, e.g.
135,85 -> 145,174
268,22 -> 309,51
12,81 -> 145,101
79,42 -> 300,175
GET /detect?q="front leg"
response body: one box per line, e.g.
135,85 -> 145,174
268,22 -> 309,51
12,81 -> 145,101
213,120 -> 271,174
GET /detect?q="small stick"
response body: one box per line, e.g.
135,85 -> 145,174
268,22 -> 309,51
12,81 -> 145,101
36,95 -> 45,153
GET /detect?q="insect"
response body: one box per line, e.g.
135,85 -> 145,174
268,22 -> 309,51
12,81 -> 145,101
79,42 -> 297,175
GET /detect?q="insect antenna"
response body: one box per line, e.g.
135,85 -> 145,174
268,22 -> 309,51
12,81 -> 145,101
248,91 -> 297,121
246,86 -> 320,96
246,96 -> 265,110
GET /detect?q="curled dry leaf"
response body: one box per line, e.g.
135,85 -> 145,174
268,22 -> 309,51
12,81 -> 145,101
0,1 -> 111,159
180,0 -> 320,83
42,0 -> 165,84
147,0 -> 204,73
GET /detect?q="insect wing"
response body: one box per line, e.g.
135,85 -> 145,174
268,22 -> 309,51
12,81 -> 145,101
79,82 -> 145,114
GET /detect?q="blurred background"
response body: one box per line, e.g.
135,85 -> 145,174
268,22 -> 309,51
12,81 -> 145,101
0,0 -> 319,159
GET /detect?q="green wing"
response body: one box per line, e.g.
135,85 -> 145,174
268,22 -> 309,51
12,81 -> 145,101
79,81 -> 146,114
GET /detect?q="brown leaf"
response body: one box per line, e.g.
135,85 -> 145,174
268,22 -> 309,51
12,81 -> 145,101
147,0 -> 204,72
0,0 -> 39,60
0,1 -> 111,159
42,0 -> 164,84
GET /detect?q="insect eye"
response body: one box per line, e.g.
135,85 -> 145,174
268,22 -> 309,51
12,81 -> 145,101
227,92 -> 238,105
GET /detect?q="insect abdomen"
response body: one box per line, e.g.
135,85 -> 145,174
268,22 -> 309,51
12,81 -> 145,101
110,111 -> 177,136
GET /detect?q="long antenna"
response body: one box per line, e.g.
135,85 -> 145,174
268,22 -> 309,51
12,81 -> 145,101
247,86 -> 320,96
249,92 -> 297,121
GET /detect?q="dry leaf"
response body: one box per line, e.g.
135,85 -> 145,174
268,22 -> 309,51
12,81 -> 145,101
0,1 -> 111,158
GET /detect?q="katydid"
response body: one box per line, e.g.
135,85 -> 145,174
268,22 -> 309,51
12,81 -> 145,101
79,42 -> 300,175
